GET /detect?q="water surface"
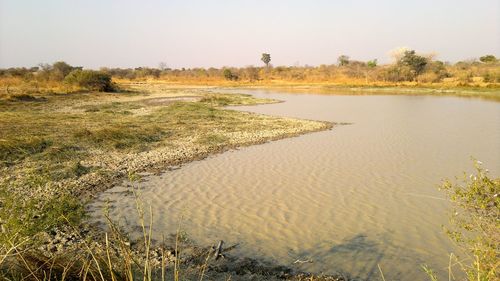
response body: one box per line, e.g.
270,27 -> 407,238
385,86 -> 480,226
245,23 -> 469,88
90,90 -> 500,280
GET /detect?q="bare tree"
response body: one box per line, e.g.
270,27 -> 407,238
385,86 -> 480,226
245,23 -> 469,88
158,62 -> 168,70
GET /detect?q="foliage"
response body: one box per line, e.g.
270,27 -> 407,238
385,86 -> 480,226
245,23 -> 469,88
222,68 -> 238,81
367,59 -> 378,68
438,161 -> 499,280
64,69 -> 114,91
261,53 -> 271,67
479,55 -> 497,63
52,61 -> 80,80
397,50 -> 428,80
337,55 -> 350,66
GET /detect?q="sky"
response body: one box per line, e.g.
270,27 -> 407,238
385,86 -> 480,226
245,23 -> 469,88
0,0 -> 499,69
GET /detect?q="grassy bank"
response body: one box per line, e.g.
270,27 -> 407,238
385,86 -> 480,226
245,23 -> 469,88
0,82 -> 334,279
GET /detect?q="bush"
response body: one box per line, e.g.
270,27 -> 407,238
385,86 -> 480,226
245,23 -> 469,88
437,161 -> 499,280
397,50 -> 428,80
479,55 -> 497,64
51,61 -> 79,81
64,70 -> 114,91
222,69 -> 238,81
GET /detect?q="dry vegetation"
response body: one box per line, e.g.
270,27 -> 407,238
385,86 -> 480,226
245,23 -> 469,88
1,52 -> 499,102
424,161 -> 499,281
107,52 -> 500,94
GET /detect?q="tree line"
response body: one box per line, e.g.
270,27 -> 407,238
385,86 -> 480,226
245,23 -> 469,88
0,61 -> 114,91
1,51 -> 498,86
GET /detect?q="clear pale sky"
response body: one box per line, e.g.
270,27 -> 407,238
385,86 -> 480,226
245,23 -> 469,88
0,0 -> 498,69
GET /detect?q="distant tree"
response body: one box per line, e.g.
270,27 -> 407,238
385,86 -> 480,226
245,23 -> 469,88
367,59 -> 378,68
51,61 -> 82,81
479,55 -> 497,63
337,55 -> 350,66
52,61 -> 74,77
38,63 -> 52,72
397,50 -> 428,79
428,60 -> 449,79
158,62 -> 168,70
261,53 -> 271,67
222,69 -> 238,81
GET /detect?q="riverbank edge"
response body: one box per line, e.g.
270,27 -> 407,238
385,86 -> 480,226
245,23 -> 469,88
77,118 -> 334,200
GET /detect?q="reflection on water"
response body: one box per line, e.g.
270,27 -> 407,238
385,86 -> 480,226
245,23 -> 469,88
89,91 -> 500,280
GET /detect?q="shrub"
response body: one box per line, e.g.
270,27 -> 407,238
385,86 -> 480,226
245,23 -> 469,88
51,61 -> 78,81
367,59 -> 378,68
64,69 -> 113,91
479,55 -> 497,64
222,69 -> 238,81
437,161 -> 499,280
397,50 -> 428,80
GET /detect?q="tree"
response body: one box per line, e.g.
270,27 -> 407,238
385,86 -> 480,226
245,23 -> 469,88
222,69 -> 237,81
398,50 -> 428,80
158,62 -> 169,70
50,61 -> 82,81
52,61 -> 74,78
479,55 -> 497,63
337,55 -> 350,66
261,53 -> 271,67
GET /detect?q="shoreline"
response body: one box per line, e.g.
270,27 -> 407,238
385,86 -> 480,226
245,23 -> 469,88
75,116 -> 333,200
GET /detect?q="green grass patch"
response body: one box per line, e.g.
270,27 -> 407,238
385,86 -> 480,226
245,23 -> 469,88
0,175 -> 84,240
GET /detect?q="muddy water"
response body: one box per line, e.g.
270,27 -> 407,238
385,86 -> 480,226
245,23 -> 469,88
90,91 -> 500,280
